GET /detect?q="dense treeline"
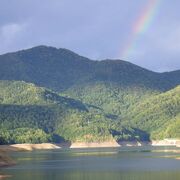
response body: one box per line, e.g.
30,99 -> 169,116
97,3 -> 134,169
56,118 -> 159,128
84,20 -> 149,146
126,86 -> 180,139
0,81 -> 147,144
65,83 -> 180,140
0,81 -> 179,144
65,82 -> 158,116
0,81 -> 153,144
0,128 -> 50,144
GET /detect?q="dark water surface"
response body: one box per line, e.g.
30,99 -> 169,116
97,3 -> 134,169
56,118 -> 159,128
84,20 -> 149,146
1,146 -> 180,180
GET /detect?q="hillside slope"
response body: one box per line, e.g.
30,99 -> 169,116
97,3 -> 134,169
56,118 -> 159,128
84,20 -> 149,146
126,86 -> 180,139
0,45 -> 179,92
0,81 -> 152,143
0,46 -> 179,143
0,81 -> 146,144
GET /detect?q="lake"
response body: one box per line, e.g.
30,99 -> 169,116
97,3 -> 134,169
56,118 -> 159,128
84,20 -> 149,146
1,146 -> 180,180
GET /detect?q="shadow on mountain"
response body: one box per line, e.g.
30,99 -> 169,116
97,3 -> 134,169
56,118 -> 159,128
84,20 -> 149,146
86,104 -> 103,111
111,127 -> 150,145
51,134 -> 72,148
0,104 -> 59,133
0,45 -> 179,92
44,90 -> 88,111
105,114 -> 119,120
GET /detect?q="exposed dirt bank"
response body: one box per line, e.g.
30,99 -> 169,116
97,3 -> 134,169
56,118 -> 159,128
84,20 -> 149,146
0,175 -> 12,179
70,141 -> 120,148
0,143 -> 61,152
0,140 -> 179,167
0,139 -> 180,152
151,139 -> 180,146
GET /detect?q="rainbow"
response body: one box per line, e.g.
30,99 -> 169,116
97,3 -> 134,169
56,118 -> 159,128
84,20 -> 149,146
120,0 -> 161,59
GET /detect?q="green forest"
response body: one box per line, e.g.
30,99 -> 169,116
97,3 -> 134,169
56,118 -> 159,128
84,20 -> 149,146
0,46 -> 179,144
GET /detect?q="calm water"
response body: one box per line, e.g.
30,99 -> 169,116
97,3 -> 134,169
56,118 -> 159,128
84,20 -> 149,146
1,146 -> 180,180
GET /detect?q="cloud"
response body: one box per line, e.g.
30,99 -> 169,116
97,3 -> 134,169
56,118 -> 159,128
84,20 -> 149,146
0,0 -> 179,72
124,20 -> 180,72
1,23 -> 26,41
160,27 -> 180,53
0,23 -> 28,51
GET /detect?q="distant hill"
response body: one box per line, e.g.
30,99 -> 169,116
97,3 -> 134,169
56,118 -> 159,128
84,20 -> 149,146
126,86 -> 180,139
0,45 -> 179,91
0,46 -> 179,143
0,80 -> 90,143
0,81 -> 145,144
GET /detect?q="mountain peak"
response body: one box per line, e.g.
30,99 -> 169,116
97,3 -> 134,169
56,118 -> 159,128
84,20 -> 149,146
0,45 -> 179,91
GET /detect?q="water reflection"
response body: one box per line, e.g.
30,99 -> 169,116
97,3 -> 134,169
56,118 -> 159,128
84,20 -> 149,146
0,174 -> 12,179
2,146 -> 180,180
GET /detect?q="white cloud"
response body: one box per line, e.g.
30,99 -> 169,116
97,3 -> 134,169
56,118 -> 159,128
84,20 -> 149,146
0,23 -> 27,43
0,23 -> 28,54
160,27 -> 180,53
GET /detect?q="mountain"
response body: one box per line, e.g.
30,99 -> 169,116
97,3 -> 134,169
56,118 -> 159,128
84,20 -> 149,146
126,86 -> 180,139
0,45 -> 179,91
0,46 -> 179,143
0,80 -> 89,143
1,80 -> 145,144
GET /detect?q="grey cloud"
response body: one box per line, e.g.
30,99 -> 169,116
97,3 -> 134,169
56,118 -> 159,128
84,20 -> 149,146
0,0 -> 180,72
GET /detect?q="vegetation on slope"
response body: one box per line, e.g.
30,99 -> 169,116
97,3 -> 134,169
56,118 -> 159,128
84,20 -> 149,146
0,45 -> 179,92
126,86 -> 180,139
0,46 -> 179,143
0,81 -> 148,144
65,82 -> 159,117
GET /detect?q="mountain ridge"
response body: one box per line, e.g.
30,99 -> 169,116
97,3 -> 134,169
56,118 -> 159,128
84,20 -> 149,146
0,45 -> 179,92
0,45 -> 179,144
1,45 -> 179,73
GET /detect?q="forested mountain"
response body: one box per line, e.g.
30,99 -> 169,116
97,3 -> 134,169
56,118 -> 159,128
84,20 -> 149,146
0,45 -> 179,91
0,81 -> 129,143
126,86 -> 180,139
0,46 -> 179,144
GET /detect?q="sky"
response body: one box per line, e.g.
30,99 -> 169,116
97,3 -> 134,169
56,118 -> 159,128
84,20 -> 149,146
0,0 -> 180,72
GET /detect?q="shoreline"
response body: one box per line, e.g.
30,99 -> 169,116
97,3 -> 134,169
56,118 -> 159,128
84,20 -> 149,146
0,139 -> 180,152
0,140 -> 180,167
0,150 -> 16,167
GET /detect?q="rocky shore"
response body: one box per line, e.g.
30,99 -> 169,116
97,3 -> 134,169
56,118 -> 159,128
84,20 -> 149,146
0,139 -> 180,152
1,140 -> 177,151
0,139 -> 180,167
0,150 -> 15,167
0,143 -> 61,152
